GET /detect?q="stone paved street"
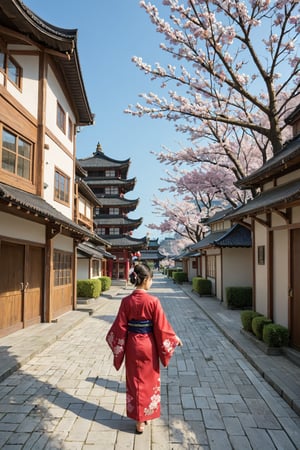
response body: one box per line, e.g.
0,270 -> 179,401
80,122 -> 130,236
0,273 -> 299,449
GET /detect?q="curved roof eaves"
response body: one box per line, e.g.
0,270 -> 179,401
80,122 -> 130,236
1,1 -> 93,125
11,1 -> 77,49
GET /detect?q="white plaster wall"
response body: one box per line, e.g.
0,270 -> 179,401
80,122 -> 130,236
263,181 -> 274,191
77,259 -> 89,280
0,211 -> 45,243
273,229 -> 289,327
277,170 -> 300,185
46,65 -> 75,154
43,135 -> 74,218
6,50 -> 39,118
254,221 -> 268,315
222,248 -> 252,302
272,212 -> 287,227
292,206 -> 300,223
53,234 -> 73,252
42,65 -> 76,219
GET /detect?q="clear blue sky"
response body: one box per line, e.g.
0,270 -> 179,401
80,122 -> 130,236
24,0 -> 184,239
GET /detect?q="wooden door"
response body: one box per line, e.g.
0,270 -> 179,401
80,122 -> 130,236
24,246 -> 44,327
0,242 -> 24,336
291,229 -> 300,350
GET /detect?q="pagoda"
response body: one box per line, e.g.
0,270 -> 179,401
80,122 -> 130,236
79,143 -> 147,280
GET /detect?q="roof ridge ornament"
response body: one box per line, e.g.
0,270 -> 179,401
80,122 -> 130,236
95,142 -> 103,154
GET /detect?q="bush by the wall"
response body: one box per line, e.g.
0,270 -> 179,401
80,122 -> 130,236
226,287 -> 252,309
167,268 -> 182,278
263,323 -> 289,347
172,271 -> 188,284
192,277 -> 212,296
240,310 -> 261,332
77,279 -> 101,298
99,276 -> 111,292
252,315 -> 272,340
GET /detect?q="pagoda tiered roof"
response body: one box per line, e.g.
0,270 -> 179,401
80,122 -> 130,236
86,177 -> 136,192
98,196 -> 139,211
79,144 -> 130,176
103,235 -> 147,249
95,216 -> 143,228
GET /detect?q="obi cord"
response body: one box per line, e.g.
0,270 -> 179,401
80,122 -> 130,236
128,319 -> 153,334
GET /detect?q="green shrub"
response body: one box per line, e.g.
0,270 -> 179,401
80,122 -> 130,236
263,323 -> 289,347
240,310 -> 261,332
99,276 -> 111,292
226,287 -> 252,309
252,315 -> 272,340
167,268 -> 182,278
77,279 -> 101,298
192,277 -> 212,296
172,271 -> 188,284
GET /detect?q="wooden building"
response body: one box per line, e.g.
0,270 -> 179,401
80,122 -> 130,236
228,105 -> 300,350
0,1 -> 96,337
187,209 -> 252,303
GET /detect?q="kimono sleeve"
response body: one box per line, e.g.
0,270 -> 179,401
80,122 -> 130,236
152,297 -> 179,367
106,302 -> 128,370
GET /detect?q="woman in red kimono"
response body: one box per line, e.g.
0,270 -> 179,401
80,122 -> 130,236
106,263 -> 182,434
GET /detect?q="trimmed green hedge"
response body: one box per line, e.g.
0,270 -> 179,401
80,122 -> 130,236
192,277 -> 212,296
263,323 -> 289,347
226,287 -> 252,309
99,276 -> 111,292
172,271 -> 188,284
167,268 -> 182,278
77,279 -> 101,298
252,315 -> 272,340
240,310 -> 261,332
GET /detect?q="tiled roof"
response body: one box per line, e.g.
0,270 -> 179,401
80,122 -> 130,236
0,182 -> 96,239
86,178 -> 136,189
0,1 -> 93,125
237,134 -> 300,189
191,231 -> 226,250
97,197 -> 139,208
94,216 -> 142,227
77,242 -> 115,259
228,179 -> 300,220
76,178 -> 102,206
102,235 -> 147,249
139,250 -> 165,261
205,207 -> 235,224
191,224 -> 251,250
214,224 -> 251,247
78,151 -> 130,169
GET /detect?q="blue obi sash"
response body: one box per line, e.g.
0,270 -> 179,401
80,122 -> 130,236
128,319 -> 153,334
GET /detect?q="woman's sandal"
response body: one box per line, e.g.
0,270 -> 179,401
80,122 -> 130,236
136,421 -> 147,434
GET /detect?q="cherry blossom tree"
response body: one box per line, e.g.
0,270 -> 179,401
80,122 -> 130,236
126,0 -> 299,239
148,163 -> 246,242
127,0 -> 300,157
148,195 -> 205,242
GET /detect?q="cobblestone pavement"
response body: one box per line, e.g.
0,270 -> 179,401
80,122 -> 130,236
0,274 -> 299,449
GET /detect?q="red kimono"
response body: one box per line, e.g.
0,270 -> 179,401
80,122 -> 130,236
106,289 -> 178,421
